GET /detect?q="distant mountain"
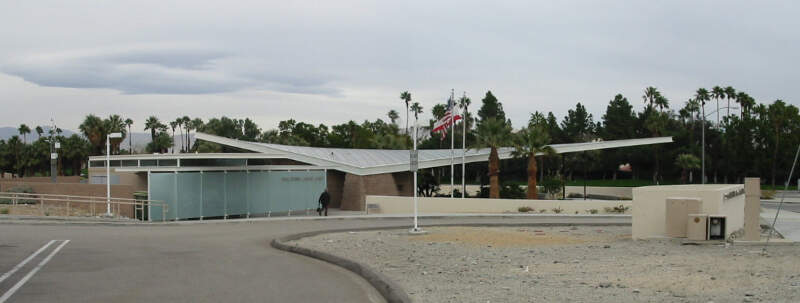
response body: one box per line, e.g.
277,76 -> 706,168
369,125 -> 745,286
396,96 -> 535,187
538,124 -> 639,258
0,127 -> 194,153
0,126 -> 78,142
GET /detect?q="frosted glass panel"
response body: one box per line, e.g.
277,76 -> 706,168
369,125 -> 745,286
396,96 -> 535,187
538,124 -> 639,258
225,171 -> 248,216
149,173 -> 176,221
178,172 -> 202,219
202,172 -> 225,218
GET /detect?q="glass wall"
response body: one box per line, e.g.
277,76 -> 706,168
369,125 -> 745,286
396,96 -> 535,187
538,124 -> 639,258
149,170 -> 326,220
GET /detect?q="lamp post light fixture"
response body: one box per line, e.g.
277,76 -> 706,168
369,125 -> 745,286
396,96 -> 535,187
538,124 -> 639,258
106,132 -> 123,216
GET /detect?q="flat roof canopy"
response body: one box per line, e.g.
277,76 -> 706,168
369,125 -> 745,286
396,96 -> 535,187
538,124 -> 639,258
92,133 -> 672,176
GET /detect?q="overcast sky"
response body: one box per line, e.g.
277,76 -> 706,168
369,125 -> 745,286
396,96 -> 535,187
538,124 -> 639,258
1,0 -> 798,133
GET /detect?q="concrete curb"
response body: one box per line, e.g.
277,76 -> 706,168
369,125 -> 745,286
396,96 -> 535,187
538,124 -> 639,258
271,221 -> 631,303
0,213 -> 631,226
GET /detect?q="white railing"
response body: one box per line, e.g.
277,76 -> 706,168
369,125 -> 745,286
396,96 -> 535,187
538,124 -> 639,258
0,192 -> 167,222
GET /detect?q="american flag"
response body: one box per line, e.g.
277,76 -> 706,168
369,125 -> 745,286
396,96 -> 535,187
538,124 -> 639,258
432,97 -> 462,140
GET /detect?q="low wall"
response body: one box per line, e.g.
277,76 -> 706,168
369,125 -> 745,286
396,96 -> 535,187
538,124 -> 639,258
4,176 -> 83,183
365,195 -> 631,215
438,185 -> 633,199
0,181 -> 137,218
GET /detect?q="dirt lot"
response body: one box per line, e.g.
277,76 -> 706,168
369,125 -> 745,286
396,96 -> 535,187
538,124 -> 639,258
292,226 -> 800,303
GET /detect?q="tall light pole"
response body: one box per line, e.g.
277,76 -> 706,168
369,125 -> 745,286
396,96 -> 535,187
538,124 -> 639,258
106,132 -> 122,216
50,119 -> 58,183
701,105 -> 739,185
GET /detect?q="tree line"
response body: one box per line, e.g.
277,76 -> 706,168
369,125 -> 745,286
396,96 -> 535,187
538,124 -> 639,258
1,86 -> 797,198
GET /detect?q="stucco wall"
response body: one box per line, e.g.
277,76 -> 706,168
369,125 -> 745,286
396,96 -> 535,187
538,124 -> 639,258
365,195 -> 631,215
632,184 -> 745,239
340,172 -> 414,211
438,184 -> 633,199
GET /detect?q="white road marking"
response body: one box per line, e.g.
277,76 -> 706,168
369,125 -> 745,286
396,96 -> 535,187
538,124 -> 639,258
0,240 -> 69,303
0,240 -> 56,284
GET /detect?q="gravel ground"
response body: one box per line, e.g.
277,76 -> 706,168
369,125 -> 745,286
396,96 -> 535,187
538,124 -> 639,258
291,225 -> 800,303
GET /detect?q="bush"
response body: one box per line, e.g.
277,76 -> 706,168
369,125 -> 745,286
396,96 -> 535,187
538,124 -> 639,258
567,193 -> 584,199
762,190 -> 776,200
604,204 -> 630,214
0,186 -> 37,204
518,206 -> 534,213
586,209 -> 599,214
538,209 -> 547,213
540,177 -> 563,199
551,206 -> 563,214
0,208 -> 9,215
501,183 -> 526,199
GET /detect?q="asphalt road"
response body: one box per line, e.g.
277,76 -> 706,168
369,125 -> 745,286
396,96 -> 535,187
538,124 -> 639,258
0,216 -> 629,303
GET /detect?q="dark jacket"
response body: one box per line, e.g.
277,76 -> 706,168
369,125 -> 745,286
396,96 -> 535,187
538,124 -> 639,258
318,191 -> 330,206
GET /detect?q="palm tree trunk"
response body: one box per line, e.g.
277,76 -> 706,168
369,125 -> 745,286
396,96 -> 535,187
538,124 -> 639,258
527,154 -> 538,199
489,147 -> 500,199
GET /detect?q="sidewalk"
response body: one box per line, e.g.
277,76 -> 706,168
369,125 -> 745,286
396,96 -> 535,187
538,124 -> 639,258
761,207 -> 800,241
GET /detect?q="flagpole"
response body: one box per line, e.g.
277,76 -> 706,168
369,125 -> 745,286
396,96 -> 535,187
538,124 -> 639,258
450,89 -> 455,198
461,92 -> 466,199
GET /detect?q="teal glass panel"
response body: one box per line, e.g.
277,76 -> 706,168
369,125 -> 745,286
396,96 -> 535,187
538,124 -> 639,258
177,172 -> 202,219
149,173 -> 176,221
225,171 -> 248,216
248,171 -> 270,215
202,172 -> 225,218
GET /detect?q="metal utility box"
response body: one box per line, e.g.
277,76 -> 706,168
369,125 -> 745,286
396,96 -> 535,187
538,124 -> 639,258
687,214 -> 708,241
708,215 -> 726,240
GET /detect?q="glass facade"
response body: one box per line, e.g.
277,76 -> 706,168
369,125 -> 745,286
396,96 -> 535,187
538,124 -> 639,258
149,170 -> 326,221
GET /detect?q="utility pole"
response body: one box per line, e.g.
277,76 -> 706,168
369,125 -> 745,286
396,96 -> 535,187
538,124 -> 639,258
50,119 -> 58,183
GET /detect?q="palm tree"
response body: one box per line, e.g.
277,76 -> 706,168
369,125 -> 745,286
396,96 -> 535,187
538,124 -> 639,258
18,124 -> 31,144
106,115 -> 126,154
35,126 -> 44,140
181,116 -> 191,151
695,88 -> 710,183
642,86 -> 660,109
737,92 -> 754,119
512,125 -> 555,199
724,86 -> 736,118
712,86 -> 724,126
410,102 -> 423,121
474,118 -> 512,198
144,116 -> 165,146
387,110 -> 399,125
400,91 -> 412,134
169,121 -> 178,153
675,154 -> 701,184
79,115 -> 106,155
655,94 -> 669,112
124,118 -> 134,154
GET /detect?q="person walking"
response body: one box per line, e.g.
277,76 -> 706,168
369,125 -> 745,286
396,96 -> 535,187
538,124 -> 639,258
317,189 -> 330,216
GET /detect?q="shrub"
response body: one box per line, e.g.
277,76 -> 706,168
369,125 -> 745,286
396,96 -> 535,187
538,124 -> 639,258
604,204 -> 630,214
501,183 -> 526,199
567,193 -> 583,199
518,206 -> 534,213
540,177 -> 563,199
0,186 -> 37,204
551,206 -> 563,214
586,209 -> 599,214
762,190 -> 776,200
0,208 -> 9,215
538,209 -> 547,213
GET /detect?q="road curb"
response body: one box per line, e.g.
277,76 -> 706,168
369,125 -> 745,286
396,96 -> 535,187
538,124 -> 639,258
271,221 -> 631,303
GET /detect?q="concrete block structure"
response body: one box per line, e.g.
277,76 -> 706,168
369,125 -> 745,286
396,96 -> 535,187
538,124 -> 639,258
632,185 -> 745,239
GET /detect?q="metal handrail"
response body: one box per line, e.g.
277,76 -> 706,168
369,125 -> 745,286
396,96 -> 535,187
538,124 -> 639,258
0,192 -> 167,222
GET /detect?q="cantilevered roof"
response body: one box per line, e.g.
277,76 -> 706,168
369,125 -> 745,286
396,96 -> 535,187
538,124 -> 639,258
195,132 -> 672,176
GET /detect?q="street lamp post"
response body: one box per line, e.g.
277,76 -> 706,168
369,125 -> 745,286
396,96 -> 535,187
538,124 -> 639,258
701,105 -> 739,185
106,132 -> 122,216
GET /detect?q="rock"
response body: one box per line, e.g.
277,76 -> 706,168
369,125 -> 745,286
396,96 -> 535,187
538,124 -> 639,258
711,276 -> 716,280
603,245 -> 611,249
744,293 -> 755,297
598,282 -> 613,288
632,289 -> 640,294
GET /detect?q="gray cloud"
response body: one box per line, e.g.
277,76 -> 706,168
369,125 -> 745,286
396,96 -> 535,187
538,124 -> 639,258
1,46 -> 341,95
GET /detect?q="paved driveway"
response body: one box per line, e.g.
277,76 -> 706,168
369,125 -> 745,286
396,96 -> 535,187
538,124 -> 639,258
0,216 -> 629,302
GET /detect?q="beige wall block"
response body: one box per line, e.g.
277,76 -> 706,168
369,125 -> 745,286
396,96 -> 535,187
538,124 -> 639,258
366,195 -> 631,215
665,198 -> 702,238
743,178 -> 761,241
687,214 -> 709,241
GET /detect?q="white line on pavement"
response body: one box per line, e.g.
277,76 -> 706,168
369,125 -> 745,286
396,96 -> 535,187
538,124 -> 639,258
0,240 -> 56,284
0,240 -> 70,303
